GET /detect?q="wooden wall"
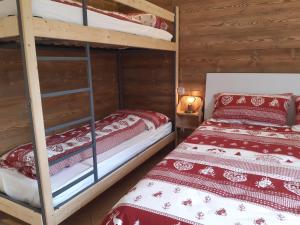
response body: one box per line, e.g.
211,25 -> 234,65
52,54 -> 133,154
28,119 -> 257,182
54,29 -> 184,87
8,0 -> 296,152
0,46 -> 118,153
0,47 -> 175,154
121,51 -> 175,120
76,0 -> 119,10
148,0 -> 300,96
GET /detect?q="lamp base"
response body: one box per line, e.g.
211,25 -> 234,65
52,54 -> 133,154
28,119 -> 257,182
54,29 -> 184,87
185,104 -> 194,113
185,110 -> 194,114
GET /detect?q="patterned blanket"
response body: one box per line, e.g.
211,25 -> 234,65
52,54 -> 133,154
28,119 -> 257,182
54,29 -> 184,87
101,120 -> 300,225
0,110 -> 169,179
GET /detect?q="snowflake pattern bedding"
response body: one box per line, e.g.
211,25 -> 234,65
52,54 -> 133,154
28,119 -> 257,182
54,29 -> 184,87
0,110 -> 169,179
101,120 -> 300,225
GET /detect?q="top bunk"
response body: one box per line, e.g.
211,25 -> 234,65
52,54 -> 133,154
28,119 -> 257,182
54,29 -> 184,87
0,0 -> 178,51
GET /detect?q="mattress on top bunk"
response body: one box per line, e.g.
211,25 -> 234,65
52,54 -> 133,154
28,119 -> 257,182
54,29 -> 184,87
0,122 -> 172,208
0,0 -> 173,41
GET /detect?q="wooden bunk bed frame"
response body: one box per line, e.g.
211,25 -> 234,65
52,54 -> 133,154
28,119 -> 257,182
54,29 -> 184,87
0,0 -> 179,225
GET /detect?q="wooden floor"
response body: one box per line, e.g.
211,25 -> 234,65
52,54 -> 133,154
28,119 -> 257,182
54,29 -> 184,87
0,144 -> 174,225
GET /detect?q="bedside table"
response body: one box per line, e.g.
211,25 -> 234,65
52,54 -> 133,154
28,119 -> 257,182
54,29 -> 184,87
175,94 -> 203,144
176,112 -> 203,143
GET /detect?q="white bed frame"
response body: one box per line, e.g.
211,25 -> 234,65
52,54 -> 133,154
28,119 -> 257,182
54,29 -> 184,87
205,73 -> 300,125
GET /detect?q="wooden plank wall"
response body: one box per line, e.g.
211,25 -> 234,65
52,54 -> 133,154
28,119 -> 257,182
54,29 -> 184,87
121,51 -> 175,121
76,0 -> 119,10
119,0 -> 173,12
148,0 -> 300,96
0,46 -> 118,154
3,0 -> 298,154
119,1 -> 175,121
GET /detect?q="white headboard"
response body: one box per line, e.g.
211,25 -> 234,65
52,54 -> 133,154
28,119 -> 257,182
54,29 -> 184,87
205,73 -> 300,125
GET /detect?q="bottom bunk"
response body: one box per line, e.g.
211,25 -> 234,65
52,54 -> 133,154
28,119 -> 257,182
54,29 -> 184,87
0,109 -> 174,216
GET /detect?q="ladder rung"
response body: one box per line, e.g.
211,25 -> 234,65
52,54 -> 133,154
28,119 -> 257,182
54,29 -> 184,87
37,56 -> 88,62
42,88 -> 90,98
49,144 -> 93,166
52,170 -> 95,198
45,117 -> 91,134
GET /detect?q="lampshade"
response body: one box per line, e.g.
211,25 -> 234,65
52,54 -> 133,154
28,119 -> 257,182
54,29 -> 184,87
187,96 -> 196,104
177,95 -> 203,114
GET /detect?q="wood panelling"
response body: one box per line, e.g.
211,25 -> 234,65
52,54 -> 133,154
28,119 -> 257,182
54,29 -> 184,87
0,46 -> 118,154
171,0 -> 300,95
3,0 -> 297,153
121,51 -> 175,121
119,0 -> 173,12
75,0 -> 119,10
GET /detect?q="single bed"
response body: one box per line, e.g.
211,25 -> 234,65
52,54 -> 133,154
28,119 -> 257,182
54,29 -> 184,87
0,110 -> 172,208
100,73 -> 300,225
0,0 -> 173,41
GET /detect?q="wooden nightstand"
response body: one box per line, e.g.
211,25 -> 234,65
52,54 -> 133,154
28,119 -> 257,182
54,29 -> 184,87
176,112 -> 203,143
175,95 -> 204,144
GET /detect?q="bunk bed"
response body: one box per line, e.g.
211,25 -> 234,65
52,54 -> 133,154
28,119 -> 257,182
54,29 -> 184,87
0,0 -> 179,225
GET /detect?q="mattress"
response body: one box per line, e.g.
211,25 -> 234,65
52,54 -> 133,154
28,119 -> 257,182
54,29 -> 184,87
0,0 -> 173,41
101,120 -> 300,225
0,122 -> 172,208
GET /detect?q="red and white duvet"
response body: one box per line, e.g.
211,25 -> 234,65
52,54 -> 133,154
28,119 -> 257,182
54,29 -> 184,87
101,120 -> 300,225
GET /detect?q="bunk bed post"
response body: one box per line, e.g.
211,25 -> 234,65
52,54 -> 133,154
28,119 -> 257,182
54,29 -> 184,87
117,50 -> 124,109
16,0 -> 55,224
174,6 -> 179,141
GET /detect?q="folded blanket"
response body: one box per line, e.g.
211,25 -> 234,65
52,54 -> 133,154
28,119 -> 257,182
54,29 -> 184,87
0,110 -> 169,179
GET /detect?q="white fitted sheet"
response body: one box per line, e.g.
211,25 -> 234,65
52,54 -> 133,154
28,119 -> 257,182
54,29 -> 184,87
0,122 -> 172,208
0,0 -> 173,41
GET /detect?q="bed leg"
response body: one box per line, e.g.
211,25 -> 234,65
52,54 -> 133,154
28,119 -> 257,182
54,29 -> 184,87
32,216 -> 44,225
30,215 -> 46,225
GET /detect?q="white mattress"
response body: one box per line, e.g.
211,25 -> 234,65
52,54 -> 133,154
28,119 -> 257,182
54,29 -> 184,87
0,122 -> 172,208
0,0 -> 173,41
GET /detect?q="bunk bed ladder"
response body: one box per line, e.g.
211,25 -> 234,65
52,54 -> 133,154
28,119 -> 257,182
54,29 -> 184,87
35,0 -> 99,200
82,0 -> 99,184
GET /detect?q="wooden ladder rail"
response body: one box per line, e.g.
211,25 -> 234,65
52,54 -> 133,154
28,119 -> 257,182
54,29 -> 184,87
16,0 -> 54,224
16,0 -> 101,224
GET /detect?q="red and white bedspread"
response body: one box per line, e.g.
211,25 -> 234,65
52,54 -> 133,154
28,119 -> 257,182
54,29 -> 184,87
101,120 -> 300,225
0,110 -> 169,180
